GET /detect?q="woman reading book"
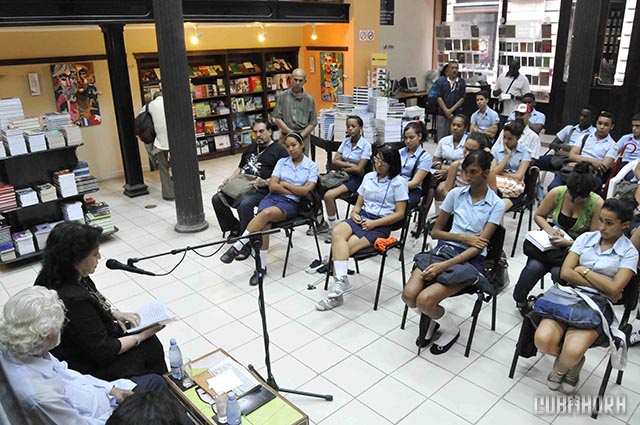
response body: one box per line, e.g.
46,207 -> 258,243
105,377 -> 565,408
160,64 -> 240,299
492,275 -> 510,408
35,222 -> 167,382
513,162 -> 603,316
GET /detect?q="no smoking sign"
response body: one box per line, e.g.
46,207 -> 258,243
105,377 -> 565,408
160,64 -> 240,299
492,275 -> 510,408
359,29 -> 375,42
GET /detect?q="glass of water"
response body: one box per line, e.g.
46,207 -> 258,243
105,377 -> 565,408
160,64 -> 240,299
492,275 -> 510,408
181,358 -> 194,388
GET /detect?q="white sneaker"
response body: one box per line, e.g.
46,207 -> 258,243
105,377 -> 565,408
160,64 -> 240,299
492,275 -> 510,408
315,296 -> 344,311
630,330 -> 640,346
328,276 -> 352,299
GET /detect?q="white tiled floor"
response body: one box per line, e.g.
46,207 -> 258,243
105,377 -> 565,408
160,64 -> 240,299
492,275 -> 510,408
1,141 -> 639,424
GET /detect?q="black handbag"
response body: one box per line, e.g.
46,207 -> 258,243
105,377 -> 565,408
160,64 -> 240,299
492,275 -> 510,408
522,239 -> 568,267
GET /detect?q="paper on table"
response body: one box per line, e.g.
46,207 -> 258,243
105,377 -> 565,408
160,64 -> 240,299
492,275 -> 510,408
207,370 -> 244,394
126,299 -> 175,334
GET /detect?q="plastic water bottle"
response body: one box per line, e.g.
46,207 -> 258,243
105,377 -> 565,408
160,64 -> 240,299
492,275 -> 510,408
168,338 -> 183,380
226,392 -> 242,425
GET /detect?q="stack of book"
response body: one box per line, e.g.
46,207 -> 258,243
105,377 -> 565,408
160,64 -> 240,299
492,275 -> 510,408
387,99 -> 406,120
85,200 -> 114,234
375,118 -> 403,144
52,170 -> 78,198
40,112 -> 72,131
24,130 -> 47,152
44,130 -> 66,149
32,223 -> 52,251
75,176 -> 98,194
61,201 -> 84,222
61,126 -> 82,146
0,242 -> 15,262
0,221 -> 12,245
10,117 -> 40,132
12,230 -> 36,256
2,128 -> 28,156
353,87 -> 381,106
0,184 -> 17,211
36,183 -> 57,203
15,188 -> 38,207
0,98 -> 24,130
370,97 -> 389,120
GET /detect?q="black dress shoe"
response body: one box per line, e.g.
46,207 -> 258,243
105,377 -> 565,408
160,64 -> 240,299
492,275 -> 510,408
429,331 -> 460,355
220,246 -> 240,264
249,268 -> 267,286
415,323 -> 441,348
235,243 -> 252,261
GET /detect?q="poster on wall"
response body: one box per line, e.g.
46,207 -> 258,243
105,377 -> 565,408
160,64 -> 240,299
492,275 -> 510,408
380,0 -> 394,26
51,62 -> 101,126
320,52 -> 344,102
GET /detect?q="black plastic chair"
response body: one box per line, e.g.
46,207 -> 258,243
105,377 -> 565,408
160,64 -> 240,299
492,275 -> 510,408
401,219 -> 506,358
323,212 -> 410,311
508,275 -> 639,419
509,165 -> 540,257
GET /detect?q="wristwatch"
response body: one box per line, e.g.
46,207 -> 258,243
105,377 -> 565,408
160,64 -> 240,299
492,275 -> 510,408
133,335 -> 141,348
582,268 -> 591,277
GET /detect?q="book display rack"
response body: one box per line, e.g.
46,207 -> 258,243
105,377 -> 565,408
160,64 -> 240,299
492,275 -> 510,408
134,47 -> 299,161
435,22 -> 496,83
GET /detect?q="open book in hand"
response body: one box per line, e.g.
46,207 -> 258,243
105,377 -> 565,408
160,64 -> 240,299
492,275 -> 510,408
125,299 -> 175,334
525,229 -> 573,252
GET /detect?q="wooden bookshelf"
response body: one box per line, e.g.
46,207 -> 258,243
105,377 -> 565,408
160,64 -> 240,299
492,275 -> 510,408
134,47 -> 299,160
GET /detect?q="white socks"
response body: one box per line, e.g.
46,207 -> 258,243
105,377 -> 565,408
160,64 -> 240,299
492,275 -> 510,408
233,230 -> 250,251
434,310 -> 459,346
425,317 -> 438,340
327,215 -> 336,229
260,250 -> 268,270
334,260 -> 348,279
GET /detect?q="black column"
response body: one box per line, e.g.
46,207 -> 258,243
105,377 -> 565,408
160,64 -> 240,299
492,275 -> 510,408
560,0 -> 604,125
152,0 -> 208,233
100,24 -> 149,198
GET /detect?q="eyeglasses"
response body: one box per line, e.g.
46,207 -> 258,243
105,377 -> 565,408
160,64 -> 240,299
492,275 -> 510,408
372,156 -> 387,164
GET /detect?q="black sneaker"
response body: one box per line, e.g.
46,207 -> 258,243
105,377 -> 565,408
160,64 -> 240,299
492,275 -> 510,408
306,259 -> 324,274
235,243 -> 252,261
250,268 -> 267,286
220,246 -> 240,264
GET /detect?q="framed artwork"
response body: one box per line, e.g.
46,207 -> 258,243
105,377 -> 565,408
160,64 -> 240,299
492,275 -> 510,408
319,52 -> 343,102
51,62 -> 101,126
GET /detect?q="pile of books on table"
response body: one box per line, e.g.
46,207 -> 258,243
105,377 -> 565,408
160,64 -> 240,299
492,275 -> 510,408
45,130 -> 66,148
61,201 -> 84,222
15,188 -> 38,207
24,130 -> 47,152
53,170 -> 78,198
0,184 -> 17,211
2,128 -> 28,156
74,161 -> 98,194
85,200 -> 114,234
61,125 -> 82,146
32,223 -> 52,251
0,98 -> 24,130
12,230 -> 36,256
40,112 -> 72,131
36,183 -> 57,203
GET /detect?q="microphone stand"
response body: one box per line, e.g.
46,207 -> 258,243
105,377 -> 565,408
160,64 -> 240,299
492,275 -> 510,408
117,229 -> 333,402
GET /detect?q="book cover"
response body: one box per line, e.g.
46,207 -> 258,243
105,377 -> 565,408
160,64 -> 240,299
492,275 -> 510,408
245,97 -> 256,111
212,64 -> 224,75
217,78 -> 226,95
213,119 -> 221,133
235,114 -> 249,129
195,121 -> 205,134
219,118 -> 229,132
204,121 -> 215,134
267,94 -> 276,108
235,97 -> 245,112
233,78 -> 250,94
248,76 -> 263,92
194,103 -> 211,118
253,96 -> 263,110
214,134 -> 231,149
266,76 -> 274,90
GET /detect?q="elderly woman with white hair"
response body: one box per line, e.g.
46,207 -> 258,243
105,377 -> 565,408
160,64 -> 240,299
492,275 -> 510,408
0,286 -> 167,425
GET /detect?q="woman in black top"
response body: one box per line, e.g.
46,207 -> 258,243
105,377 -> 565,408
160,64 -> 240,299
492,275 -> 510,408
35,222 -> 167,382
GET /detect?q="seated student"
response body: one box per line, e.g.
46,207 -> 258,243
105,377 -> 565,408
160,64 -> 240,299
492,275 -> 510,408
402,150 -> 505,354
398,121 -> 433,207
433,114 -> 468,201
508,92 -> 546,134
534,199 -> 638,394
496,103 -> 541,162
547,111 -> 617,191
106,391 -> 189,425
616,113 -> 640,172
212,119 -> 288,260
310,115 -> 371,239
491,119 -> 532,211
442,132 -> 493,198
220,132 -> 318,285
0,286 -> 168,425
315,144 -> 408,311
513,162 -> 603,316
35,222 -> 167,383
469,90 -> 499,141
537,106 -> 597,171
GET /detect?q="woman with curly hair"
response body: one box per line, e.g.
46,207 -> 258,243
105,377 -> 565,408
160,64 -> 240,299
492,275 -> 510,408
34,222 -> 167,382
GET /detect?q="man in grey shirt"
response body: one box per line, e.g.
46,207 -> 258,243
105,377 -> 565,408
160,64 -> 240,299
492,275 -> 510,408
272,68 -> 317,156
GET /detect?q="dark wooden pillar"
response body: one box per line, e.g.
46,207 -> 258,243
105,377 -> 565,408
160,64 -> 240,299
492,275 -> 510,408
100,24 -> 149,198
152,0 -> 208,233
560,0 -> 604,126
616,4 -> 640,133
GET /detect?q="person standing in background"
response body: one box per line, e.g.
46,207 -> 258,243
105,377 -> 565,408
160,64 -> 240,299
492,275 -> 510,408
493,60 -> 530,128
145,91 -> 174,200
272,68 -> 317,156
434,62 -> 466,143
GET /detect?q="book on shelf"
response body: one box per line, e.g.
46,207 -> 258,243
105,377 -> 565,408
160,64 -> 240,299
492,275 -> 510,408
266,76 -> 274,90
219,118 -> 229,132
214,134 -> 231,150
234,114 -> 249,129
274,74 -> 291,90
140,69 -> 159,82
194,103 -> 211,118
216,79 -> 226,96
204,121 -> 215,135
245,97 -> 257,112
196,139 -> 210,156
195,121 -> 205,134
267,94 -> 276,108
212,120 -> 221,133
231,97 -> 245,113
248,76 -> 263,92
126,299 -> 176,334
228,63 -> 243,74
231,78 -> 250,94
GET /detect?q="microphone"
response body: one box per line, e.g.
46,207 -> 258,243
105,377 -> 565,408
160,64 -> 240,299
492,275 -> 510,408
106,259 -> 156,276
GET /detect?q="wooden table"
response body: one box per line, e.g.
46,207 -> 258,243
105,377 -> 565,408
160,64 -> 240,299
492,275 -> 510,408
164,349 -> 309,425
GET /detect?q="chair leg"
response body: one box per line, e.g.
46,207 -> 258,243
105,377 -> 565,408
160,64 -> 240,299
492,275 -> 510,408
373,252 -> 387,310
417,313 -> 431,355
465,293 -> 484,357
592,359 -> 615,419
282,227 -> 294,278
324,252 -> 333,291
528,206 -> 534,231
508,320 -> 527,379
311,220 -> 322,262
540,276 -> 544,289
400,250 -> 409,329
510,211 -> 525,257
491,294 -> 497,331
355,259 -> 360,274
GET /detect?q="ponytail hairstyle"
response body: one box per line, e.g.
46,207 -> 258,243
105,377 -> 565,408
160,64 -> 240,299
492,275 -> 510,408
466,132 -> 490,151
404,121 -> 427,142
462,149 -> 493,172
503,119 -> 525,139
